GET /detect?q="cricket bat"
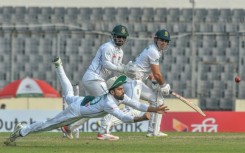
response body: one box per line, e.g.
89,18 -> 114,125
170,91 -> 206,117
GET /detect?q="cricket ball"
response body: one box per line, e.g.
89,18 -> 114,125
235,76 -> 241,83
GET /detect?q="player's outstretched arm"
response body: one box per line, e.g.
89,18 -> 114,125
133,112 -> 151,122
133,105 -> 169,122
147,104 -> 169,114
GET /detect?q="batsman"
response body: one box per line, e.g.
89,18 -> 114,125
98,29 -> 171,137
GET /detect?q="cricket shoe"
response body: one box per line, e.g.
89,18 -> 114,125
97,133 -> 119,141
146,132 -> 168,137
61,126 -> 73,139
10,123 -> 24,142
4,123 -> 23,146
52,57 -> 62,68
96,120 -> 101,127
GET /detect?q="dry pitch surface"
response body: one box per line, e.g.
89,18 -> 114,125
1,132 -> 245,153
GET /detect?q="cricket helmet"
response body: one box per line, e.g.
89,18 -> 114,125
111,25 -> 129,47
111,25 -> 129,37
155,29 -> 171,41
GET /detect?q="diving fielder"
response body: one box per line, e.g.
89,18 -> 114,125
99,29 -> 171,137
4,57 -> 169,145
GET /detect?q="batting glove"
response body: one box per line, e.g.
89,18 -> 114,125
160,83 -> 171,96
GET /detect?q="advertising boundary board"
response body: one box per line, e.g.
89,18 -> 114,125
0,110 -> 148,132
161,112 -> 245,132
2,111 -> 245,133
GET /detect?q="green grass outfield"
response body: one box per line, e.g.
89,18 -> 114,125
1,132 -> 245,153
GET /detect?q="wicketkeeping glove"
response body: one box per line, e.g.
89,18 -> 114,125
123,61 -> 137,78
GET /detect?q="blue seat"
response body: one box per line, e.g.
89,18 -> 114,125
232,9 -> 244,22
77,10 -> 90,23
212,23 -> 225,32
51,7 -> 65,23
219,98 -> 233,110
128,7 -> 142,22
179,8 -> 193,22
64,7 -> 78,24
141,8 -> 154,22
115,7 -> 129,22
167,8 -> 180,22
90,8 -> 103,21
205,97 -> 220,110
225,23 -> 238,32
194,9 -> 207,22
103,7 -> 116,21
154,8 -> 167,22
219,9 -> 232,22
205,9 -> 220,22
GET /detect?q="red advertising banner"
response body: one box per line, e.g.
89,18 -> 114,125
161,112 -> 245,132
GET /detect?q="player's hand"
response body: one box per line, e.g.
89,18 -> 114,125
143,112 -> 151,120
156,104 -> 169,114
160,83 -> 171,95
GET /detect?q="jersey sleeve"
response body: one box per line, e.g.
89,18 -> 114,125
104,100 -> 135,123
101,45 -> 122,71
148,48 -> 160,65
121,95 -> 149,112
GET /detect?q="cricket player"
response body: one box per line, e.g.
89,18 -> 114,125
61,24 -> 137,140
4,57 -> 169,145
98,29 -> 171,138
82,24 -> 135,95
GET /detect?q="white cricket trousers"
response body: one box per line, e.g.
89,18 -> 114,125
82,71 -> 108,96
98,78 -> 165,134
20,66 -> 84,136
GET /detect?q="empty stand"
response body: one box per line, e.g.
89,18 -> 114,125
51,7 -> 65,23
102,7 -> 116,21
219,9 -> 232,22
141,8 -> 154,22
205,9 -> 220,22
115,7 -> 129,22
128,7 -> 142,22
90,8 -> 103,21
232,9 -> 244,22
179,8 -> 193,22
0,6 -> 245,108
212,23 -> 225,33
167,8 -> 180,22
64,7 -> 78,24
194,9 -> 207,22
225,23 -> 238,32
154,8 -> 167,22
173,23 -> 187,33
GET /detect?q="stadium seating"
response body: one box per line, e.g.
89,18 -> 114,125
0,6 -> 244,110
141,8 -> 154,22
179,8 -> 193,22
219,9 -> 232,22
205,9 -> 220,22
